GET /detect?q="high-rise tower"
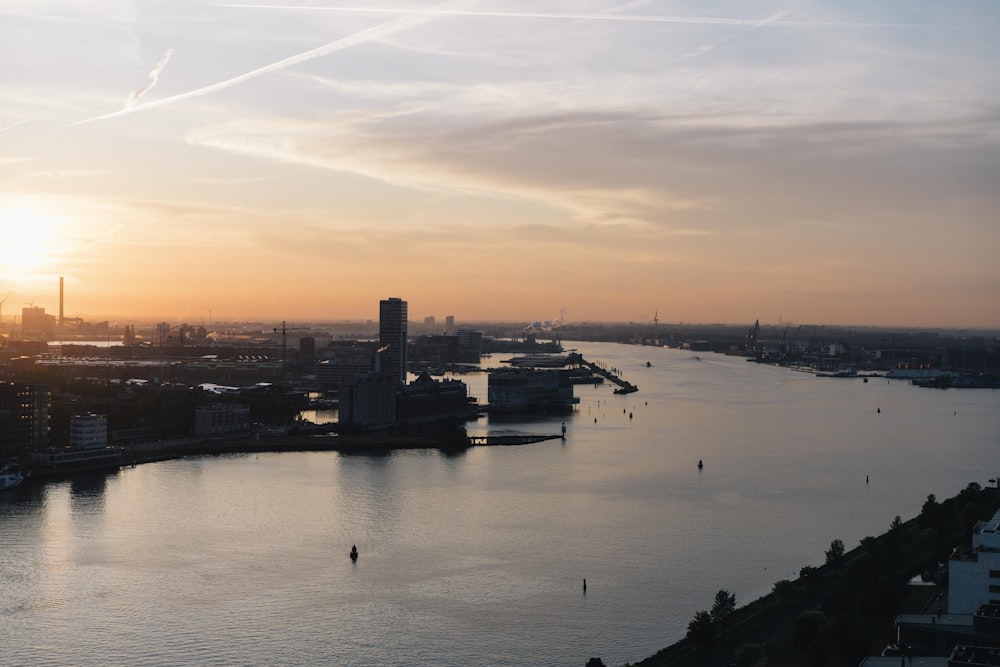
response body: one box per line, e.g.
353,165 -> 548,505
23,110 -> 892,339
379,297 -> 408,385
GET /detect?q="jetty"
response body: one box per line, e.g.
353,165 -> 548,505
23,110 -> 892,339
467,433 -> 563,446
571,354 -> 639,394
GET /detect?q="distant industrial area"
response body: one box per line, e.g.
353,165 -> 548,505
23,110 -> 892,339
2,278 -> 998,484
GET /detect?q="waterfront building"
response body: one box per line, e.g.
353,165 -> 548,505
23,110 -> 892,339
379,297 -> 408,386
70,413 -> 108,449
0,382 -> 49,459
455,329 -> 483,360
339,373 -> 398,430
949,508 -> 1000,613
487,369 -> 579,413
194,403 -> 251,436
397,372 -> 478,427
32,411 -> 122,473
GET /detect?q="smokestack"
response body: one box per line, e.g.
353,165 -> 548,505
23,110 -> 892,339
59,276 -> 64,327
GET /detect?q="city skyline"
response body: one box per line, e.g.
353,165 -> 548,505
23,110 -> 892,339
2,1 -> 999,328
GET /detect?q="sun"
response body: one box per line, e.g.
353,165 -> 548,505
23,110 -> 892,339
0,206 -> 60,277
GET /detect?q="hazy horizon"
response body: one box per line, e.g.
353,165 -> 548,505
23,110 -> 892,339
2,1 -> 998,328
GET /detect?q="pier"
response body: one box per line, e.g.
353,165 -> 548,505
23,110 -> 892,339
467,433 -> 564,446
572,354 -> 638,394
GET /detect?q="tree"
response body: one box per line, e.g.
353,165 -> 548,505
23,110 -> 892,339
687,610 -> 715,648
711,589 -> 737,636
792,610 -> 829,655
889,515 -> 903,531
734,643 -> 765,667
825,538 -> 845,564
773,579 -> 798,606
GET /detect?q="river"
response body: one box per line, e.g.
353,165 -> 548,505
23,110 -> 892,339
2,342 -> 997,666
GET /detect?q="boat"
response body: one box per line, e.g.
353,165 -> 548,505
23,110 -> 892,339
1,464 -> 26,491
31,444 -> 123,476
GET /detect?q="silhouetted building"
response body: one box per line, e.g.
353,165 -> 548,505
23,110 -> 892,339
339,373 -> 397,430
195,403 -> 250,436
397,372 -> 477,426
424,315 -> 435,326
314,341 -> 378,389
445,315 -> 455,331
487,369 -> 579,413
299,337 -> 316,367
0,382 -> 49,459
379,297 -> 408,385
456,329 -> 484,361
21,307 -> 56,339
410,335 -> 460,366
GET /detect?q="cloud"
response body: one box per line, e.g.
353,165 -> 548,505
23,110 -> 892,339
126,49 -> 174,109
69,0 -> 471,126
221,5 -> 954,29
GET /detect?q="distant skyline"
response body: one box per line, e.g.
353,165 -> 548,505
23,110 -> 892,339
2,1 -> 999,328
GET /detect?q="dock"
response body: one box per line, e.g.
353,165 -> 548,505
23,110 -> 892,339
467,433 -> 564,446
572,354 -> 639,394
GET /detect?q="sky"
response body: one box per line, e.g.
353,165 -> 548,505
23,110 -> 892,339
1,1 -> 999,329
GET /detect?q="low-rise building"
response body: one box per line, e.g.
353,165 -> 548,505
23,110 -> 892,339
950,509 -> 1000,613
194,403 -> 250,436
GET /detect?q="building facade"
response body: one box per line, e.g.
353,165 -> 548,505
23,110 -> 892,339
70,413 -> 108,449
950,509 -> 1000,613
379,297 -> 408,385
339,373 -> 398,430
194,403 -> 251,436
0,383 -> 49,459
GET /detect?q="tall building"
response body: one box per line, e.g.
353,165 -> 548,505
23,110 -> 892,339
379,297 -> 408,385
445,315 -> 455,331
0,383 -> 50,458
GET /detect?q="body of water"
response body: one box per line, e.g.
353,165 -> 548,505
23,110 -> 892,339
2,342 -> 998,666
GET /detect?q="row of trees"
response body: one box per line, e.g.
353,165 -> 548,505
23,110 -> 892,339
686,589 -> 737,647
664,482 -> 1000,667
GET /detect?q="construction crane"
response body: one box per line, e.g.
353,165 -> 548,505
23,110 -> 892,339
273,321 -> 306,368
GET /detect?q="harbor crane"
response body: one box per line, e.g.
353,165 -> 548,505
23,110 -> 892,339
650,308 -> 660,346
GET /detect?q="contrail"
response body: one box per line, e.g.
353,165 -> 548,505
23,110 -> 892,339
69,0 -> 467,126
221,4 -> 955,29
126,48 -> 174,109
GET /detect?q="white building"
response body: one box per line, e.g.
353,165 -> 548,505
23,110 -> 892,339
949,508 -> 1000,613
70,413 -> 108,449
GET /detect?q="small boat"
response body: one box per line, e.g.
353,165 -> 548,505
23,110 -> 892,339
0,464 -> 26,491
350,545 -> 358,561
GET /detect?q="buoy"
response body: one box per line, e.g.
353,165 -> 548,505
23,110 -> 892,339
877,407 -> 881,414
698,459 -> 703,470
583,578 -> 587,592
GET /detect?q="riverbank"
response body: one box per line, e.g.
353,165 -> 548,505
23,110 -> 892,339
628,483 -> 1000,667
106,429 -> 564,468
